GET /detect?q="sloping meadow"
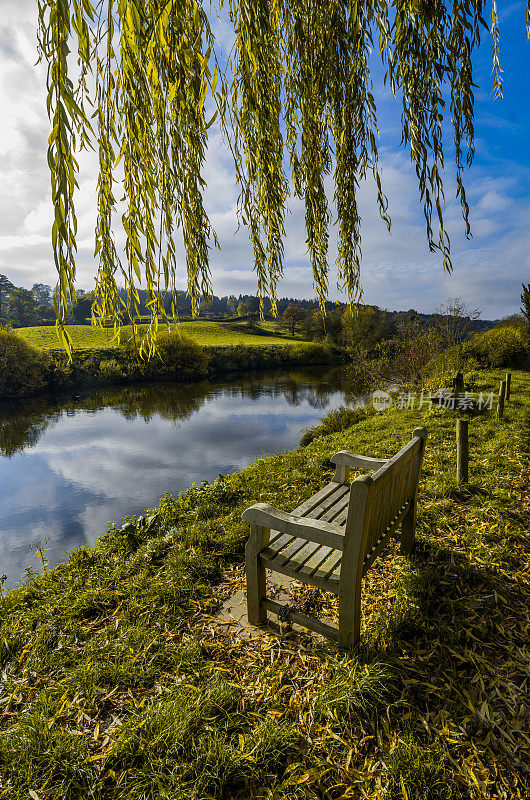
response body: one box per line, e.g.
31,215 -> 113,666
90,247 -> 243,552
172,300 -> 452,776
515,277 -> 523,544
0,370 -> 528,799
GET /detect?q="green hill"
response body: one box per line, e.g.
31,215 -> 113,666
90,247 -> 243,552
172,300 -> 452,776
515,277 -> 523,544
16,320 -> 309,350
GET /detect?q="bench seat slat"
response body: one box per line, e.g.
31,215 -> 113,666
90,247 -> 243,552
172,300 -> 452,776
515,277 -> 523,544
286,540 -> 325,571
260,552 -> 340,593
275,535 -> 314,567
319,549 -> 343,580
262,536 -> 343,585
304,485 -> 349,521
332,506 -> 349,527
263,483 -> 348,561
260,484 -> 349,579
265,533 -> 303,562
320,491 -> 350,523
298,544 -> 333,574
293,481 -> 343,517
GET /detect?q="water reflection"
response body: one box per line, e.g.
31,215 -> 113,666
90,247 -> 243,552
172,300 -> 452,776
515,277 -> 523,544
0,366 -> 354,589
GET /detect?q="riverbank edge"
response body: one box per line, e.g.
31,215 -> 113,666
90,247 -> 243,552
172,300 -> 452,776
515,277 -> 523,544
0,341 -> 348,402
1,368 -> 528,798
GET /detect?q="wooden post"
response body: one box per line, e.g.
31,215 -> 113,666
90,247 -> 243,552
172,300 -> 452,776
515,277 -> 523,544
497,380 -> 506,420
505,373 -> 511,403
456,418 -> 469,484
453,371 -> 464,411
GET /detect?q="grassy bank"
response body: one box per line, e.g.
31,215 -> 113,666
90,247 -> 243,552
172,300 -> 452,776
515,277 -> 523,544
46,341 -> 342,394
0,369 -> 528,798
17,320 -> 305,350
2,324 -> 345,400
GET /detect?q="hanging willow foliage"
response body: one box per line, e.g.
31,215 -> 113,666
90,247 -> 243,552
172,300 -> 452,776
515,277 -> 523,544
37,1 -> 530,354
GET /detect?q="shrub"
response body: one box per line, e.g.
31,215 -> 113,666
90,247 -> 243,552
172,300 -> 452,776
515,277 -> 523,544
393,320 -> 444,383
208,343 -> 343,376
462,325 -> 529,368
421,345 -> 479,389
0,326 -> 53,398
124,331 -> 209,380
97,357 -> 128,383
290,342 -> 339,364
300,403 -> 368,446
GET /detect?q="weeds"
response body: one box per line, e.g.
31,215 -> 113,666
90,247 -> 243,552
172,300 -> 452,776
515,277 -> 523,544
385,731 -> 456,800
300,403 -> 369,446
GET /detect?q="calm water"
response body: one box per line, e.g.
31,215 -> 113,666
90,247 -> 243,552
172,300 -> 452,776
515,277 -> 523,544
0,366 -> 356,589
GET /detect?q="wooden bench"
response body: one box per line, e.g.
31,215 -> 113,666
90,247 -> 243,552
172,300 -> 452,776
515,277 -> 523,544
242,427 -> 427,646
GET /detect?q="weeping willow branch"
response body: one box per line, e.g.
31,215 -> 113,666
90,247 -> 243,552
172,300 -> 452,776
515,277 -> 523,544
37,1 -> 529,355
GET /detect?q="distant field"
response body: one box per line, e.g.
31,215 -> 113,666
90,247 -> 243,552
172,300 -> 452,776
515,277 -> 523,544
17,321 -> 309,350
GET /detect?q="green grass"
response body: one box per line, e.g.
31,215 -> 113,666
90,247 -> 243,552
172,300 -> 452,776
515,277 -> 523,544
0,369 -> 528,798
17,320 -> 307,350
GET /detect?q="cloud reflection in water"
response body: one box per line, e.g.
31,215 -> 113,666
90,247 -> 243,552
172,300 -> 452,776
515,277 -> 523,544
0,367 -> 351,589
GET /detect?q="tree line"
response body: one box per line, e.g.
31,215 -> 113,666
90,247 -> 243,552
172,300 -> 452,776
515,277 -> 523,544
279,298 -> 502,346
0,277 -> 97,328
279,294 -> 529,383
2,276 -> 528,351
0,281 -> 343,327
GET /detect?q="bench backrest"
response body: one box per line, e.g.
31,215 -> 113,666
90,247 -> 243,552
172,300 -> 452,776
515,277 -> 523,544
343,428 -> 427,577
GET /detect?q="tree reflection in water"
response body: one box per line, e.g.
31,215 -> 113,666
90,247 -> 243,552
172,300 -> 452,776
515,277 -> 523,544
0,365 -> 359,589
0,366 -> 351,457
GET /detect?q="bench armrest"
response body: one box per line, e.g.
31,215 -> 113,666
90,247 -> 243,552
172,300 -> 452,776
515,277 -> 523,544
331,450 -> 388,482
242,503 -> 344,551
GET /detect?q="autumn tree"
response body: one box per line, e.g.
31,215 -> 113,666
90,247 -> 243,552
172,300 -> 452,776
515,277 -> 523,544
282,304 -> 305,336
342,305 -> 391,350
226,297 -> 238,317
72,291 -> 95,324
31,283 -> 52,307
37,1 -> 530,354
394,318 -> 443,383
436,297 -> 482,348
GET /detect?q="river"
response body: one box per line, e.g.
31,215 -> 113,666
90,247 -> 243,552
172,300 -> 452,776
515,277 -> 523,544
0,365 -> 359,590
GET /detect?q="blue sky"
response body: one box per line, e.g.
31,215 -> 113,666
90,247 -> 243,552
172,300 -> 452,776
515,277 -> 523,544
0,0 -> 528,318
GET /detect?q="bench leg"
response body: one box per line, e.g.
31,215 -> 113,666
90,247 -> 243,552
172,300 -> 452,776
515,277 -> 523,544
338,579 -> 362,647
245,524 -> 269,626
401,496 -> 417,555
